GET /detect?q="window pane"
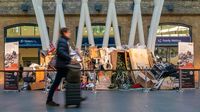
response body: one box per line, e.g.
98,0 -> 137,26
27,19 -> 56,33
83,27 -> 88,37
157,25 -> 190,37
35,27 -> 40,37
155,47 -> 168,62
170,47 -> 178,65
82,26 -> 114,37
110,27 -> 114,37
21,26 -> 35,37
7,27 -> 21,37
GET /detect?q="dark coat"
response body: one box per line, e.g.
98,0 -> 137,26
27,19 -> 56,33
56,36 -> 72,68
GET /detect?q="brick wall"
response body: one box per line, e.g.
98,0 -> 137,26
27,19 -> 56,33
0,0 -> 200,15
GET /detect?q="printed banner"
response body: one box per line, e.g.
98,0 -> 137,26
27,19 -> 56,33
4,42 -> 19,90
178,42 -> 194,88
4,72 -> 18,90
4,42 -> 19,70
178,42 -> 194,68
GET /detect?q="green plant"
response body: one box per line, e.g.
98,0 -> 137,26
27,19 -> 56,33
110,53 -> 131,89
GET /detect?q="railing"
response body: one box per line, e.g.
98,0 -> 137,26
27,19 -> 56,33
0,68 -> 199,93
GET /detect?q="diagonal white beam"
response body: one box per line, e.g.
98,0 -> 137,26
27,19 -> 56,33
147,0 -> 164,52
128,0 -> 145,48
84,0 -> 95,47
76,0 -> 95,49
57,0 -> 66,28
52,6 -> 60,46
102,0 -> 112,48
37,1 -> 50,50
147,0 -> 160,49
111,1 -> 121,49
128,0 -> 140,47
76,0 -> 86,49
53,0 -> 66,46
103,0 -> 121,48
137,1 -> 145,46
32,0 -> 50,50
150,0 -> 164,52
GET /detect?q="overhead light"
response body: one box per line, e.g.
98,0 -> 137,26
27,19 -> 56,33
94,3 -> 102,13
165,4 -> 174,12
21,3 -> 30,12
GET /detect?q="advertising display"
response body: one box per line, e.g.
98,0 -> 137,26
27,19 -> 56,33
4,42 -> 19,90
178,42 -> 194,88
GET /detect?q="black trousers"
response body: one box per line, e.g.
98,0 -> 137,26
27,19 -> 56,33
47,67 -> 68,102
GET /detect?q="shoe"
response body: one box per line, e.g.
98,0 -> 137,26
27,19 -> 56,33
81,96 -> 87,101
46,101 -> 60,106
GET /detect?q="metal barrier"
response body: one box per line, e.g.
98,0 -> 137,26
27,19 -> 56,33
0,68 -> 199,93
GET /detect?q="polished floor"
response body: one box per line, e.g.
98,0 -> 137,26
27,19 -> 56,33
0,89 -> 200,112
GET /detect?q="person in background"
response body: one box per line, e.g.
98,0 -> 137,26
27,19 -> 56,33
46,27 -> 86,106
19,64 -> 23,81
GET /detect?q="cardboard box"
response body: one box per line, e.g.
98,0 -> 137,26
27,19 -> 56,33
136,71 -> 157,88
89,46 -> 100,58
129,48 -> 151,70
35,67 -> 45,82
125,51 -> 132,70
110,50 -> 118,70
30,82 -> 45,90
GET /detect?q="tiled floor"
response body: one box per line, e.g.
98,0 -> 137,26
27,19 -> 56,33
0,89 -> 200,112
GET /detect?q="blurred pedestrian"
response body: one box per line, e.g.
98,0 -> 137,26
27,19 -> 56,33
19,64 -> 23,81
46,27 -> 74,106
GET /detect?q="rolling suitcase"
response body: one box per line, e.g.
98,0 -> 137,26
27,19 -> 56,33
65,63 -> 81,108
65,83 -> 81,108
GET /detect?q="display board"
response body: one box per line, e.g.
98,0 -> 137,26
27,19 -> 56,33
181,70 -> 194,88
4,42 -> 19,90
4,72 -> 18,90
178,42 -> 195,88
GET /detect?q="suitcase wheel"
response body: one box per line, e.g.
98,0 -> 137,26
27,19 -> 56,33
76,104 -> 80,108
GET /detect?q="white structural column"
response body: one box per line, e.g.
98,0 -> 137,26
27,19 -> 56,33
103,0 -> 121,49
53,0 -> 66,46
128,0 -> 145,47
103,1 -> 112,48
76,0 -> 95,49
84,0 -> 95,47
53,7 -> 59,46
76,2 -> 85,49
137,1 -> 145,46
147,0 -> 164,52
32,0 -> 50,50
